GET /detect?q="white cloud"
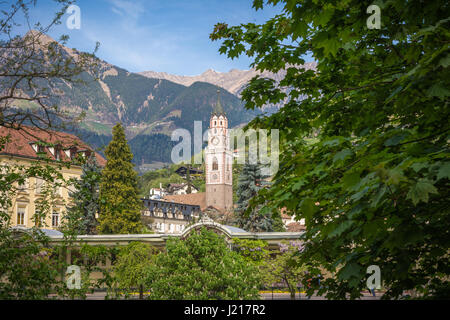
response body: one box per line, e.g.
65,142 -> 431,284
109,0 -> 145,20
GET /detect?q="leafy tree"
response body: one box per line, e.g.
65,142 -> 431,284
98,123 -> 143,234
113,242 -> 155,299
0,1 -> 98,130
148,228 -> 261,300
232,238 -> 269,265
63,155 -> 101,235
211,0 -> 450,299
261,241 -> 307,300
0,0 -> 99,299
60,244 -> 116,300
0,229 -> 62,299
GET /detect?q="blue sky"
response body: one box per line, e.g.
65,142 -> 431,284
20,0 -> 290,75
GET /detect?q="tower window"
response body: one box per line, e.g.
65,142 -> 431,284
220,121 -> 222,125
212,157 -> 218,170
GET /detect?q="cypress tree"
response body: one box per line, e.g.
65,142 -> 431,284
98,123 -> 142,234
63,154 -> 101,235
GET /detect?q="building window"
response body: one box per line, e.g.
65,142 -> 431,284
212,157 -> 218,170
54,146 -> 61,161
17,206 -> 26,225
52,211 -> 60,227
37,144 -> 45,154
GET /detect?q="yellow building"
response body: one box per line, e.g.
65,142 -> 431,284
0,125 -> 105,230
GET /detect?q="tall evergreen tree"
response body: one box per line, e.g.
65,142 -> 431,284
235,163 -> 278,232
63,155 -> 101,235
98,123 -> 143,234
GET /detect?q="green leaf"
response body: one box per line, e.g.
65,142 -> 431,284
439,54 -> 450,68
342,171 -> 361,189
384,134 -> 406,146
436,162 -> 450,181
322,38 -> 340,57
323,137 -> 344,147
386,168 -> 406,185
427,84 -> 450,99
333,149 -> 353,163
350,187 -> 369,202
329,220 -> 354,238
338,262 -> 362,281
316,9 -> 334,27
371,185 -> 387,208
407,179 -> 439,205
411,161 -> 429,173
299,198 -> 318,218
291,179 -> 307,191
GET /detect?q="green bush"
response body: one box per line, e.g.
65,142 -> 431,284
148,228 -> 261,300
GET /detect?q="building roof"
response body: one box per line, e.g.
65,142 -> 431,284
281,213 -> 292,219
222,225 -> 248,233
0,125 -> 106,166
11,226 -> 63,236
287,222 -> 306,232
40,228 -> 64,236
212,89 -> 225,116
163,192 -> 207,211
168,183 -> 198,191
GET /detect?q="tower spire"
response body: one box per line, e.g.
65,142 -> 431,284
213,89 -> 225,115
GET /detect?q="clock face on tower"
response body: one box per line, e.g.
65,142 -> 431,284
211,136 -> 219,146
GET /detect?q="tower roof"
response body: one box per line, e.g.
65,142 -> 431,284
212,89 -> 225,116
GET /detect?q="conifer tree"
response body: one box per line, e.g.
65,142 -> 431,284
98,123 -> 143,234
63,155 -> 101,235
235,163 -> 278,232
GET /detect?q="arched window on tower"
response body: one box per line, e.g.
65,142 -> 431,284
212,156 -> 218,170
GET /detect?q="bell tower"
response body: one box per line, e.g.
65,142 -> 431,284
205,90 -> 233,211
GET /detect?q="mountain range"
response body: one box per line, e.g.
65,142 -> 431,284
11,31 -> 314,168
139,62 -> 316,98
